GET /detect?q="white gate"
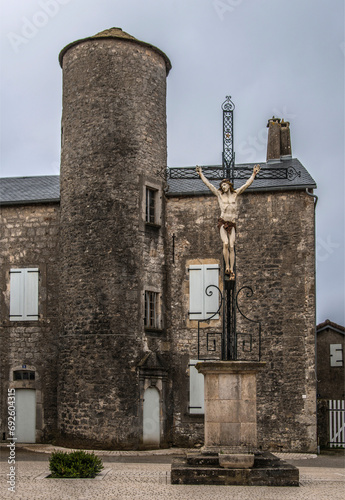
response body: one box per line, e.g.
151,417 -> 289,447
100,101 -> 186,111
15,389 -> 36,443
329,400 -> 345,448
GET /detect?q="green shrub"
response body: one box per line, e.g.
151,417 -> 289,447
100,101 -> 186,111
49,450 -> 104,478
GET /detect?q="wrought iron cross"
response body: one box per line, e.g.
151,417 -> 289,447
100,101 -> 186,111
222,96 -> 235,182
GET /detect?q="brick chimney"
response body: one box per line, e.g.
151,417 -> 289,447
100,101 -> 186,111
266,117 -> 292,162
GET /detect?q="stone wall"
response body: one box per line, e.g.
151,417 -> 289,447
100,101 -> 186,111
166,189 -> 317,452
0,203 -> 60,441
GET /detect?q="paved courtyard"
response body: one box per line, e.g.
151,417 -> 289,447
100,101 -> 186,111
0,446 -> 344,500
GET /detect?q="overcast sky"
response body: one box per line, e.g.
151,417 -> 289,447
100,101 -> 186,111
0,0 -> 344,325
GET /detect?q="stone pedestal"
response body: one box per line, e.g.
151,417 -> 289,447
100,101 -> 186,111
171,360 -> 299,486
196,361 -> 265,456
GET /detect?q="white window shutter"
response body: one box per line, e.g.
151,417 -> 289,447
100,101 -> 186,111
10,270 -> 24,320
330,344 -> 343,367
189,360 -> 204,414
10,268 -> 39,321
204,265 -> 220,318
24,269 -> 39,320
189,264 -> 220,320
189,266 -> 204,320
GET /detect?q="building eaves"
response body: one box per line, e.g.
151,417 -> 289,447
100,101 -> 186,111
166,158 -> 316,197
0,157 -> 316,205
317,319 -> 345,335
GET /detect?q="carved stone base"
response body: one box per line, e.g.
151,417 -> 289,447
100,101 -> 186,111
171,452 -> 299,486
195,361 -> 266,452
218,453 -> 254,469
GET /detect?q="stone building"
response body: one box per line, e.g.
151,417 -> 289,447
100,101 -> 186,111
316,319 -> 344,448
316,319 -> 345,400
0,28 -> 317,452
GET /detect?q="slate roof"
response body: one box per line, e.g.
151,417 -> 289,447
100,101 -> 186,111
166,158 -> 317,197
0,158 -> 316,205
59,27 -> 172,74
0,176 -> 60,205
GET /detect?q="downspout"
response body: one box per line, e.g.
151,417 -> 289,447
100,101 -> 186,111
306,188 -> 318,207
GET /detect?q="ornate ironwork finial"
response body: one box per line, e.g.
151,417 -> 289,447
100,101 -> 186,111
222,95 -> 235,180
221,96 -> 235,112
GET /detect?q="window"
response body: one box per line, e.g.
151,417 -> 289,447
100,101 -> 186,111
10,268 -> 39,321
140,176 -> 162,230
144,291 -> 160,330
14,370 -> 35,381
189,360 -> 204,414
146,187 -> 157,224
189,264 -> 220,321
330,344 -> 343,367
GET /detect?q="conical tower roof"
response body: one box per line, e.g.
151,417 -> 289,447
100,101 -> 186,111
59,27 -> 171,74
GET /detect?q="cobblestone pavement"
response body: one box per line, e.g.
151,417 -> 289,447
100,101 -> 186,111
0,446 -> 344,500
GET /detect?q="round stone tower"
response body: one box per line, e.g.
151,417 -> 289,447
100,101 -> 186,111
57,28 -> 171,448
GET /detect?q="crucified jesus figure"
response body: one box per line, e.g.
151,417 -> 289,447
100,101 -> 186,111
196,164 -> 260,280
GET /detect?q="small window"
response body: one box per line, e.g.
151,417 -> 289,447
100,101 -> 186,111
14,370 -> 35,381
189,264 -> 220,321
146,188 -> 156,224
10,268 -> 39,321
144,291 -> 160,330
189,360 -> 204,414
330,344 -> 343,367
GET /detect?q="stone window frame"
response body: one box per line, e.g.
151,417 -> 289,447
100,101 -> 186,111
139,175 -> 163,230
1,264 -> 47,326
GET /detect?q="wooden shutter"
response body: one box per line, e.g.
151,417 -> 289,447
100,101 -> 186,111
10,268 -> 39,321
189,360 -> 204,414
204,265 -> 220,318
189,266 -> 204,320
189,264 -> 220,320
25,269 -> 39,320
330,344 -> 343,367
10,270 -> 24,320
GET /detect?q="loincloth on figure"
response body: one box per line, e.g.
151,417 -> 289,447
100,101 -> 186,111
217,218 -> 236,234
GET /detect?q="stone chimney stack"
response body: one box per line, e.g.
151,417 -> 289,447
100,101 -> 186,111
266,117 -> 292,162
280,119 -> 292,159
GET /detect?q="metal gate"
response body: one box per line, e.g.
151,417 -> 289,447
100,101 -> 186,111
329,400 -> 345,448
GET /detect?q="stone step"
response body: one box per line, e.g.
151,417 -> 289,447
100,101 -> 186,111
171,456 -> 299,486
186,454 -> 219,467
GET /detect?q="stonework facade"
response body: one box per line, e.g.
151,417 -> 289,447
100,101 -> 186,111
0,28 -> 317,452
165,190 -> 317,452
0,203 -> 60,441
